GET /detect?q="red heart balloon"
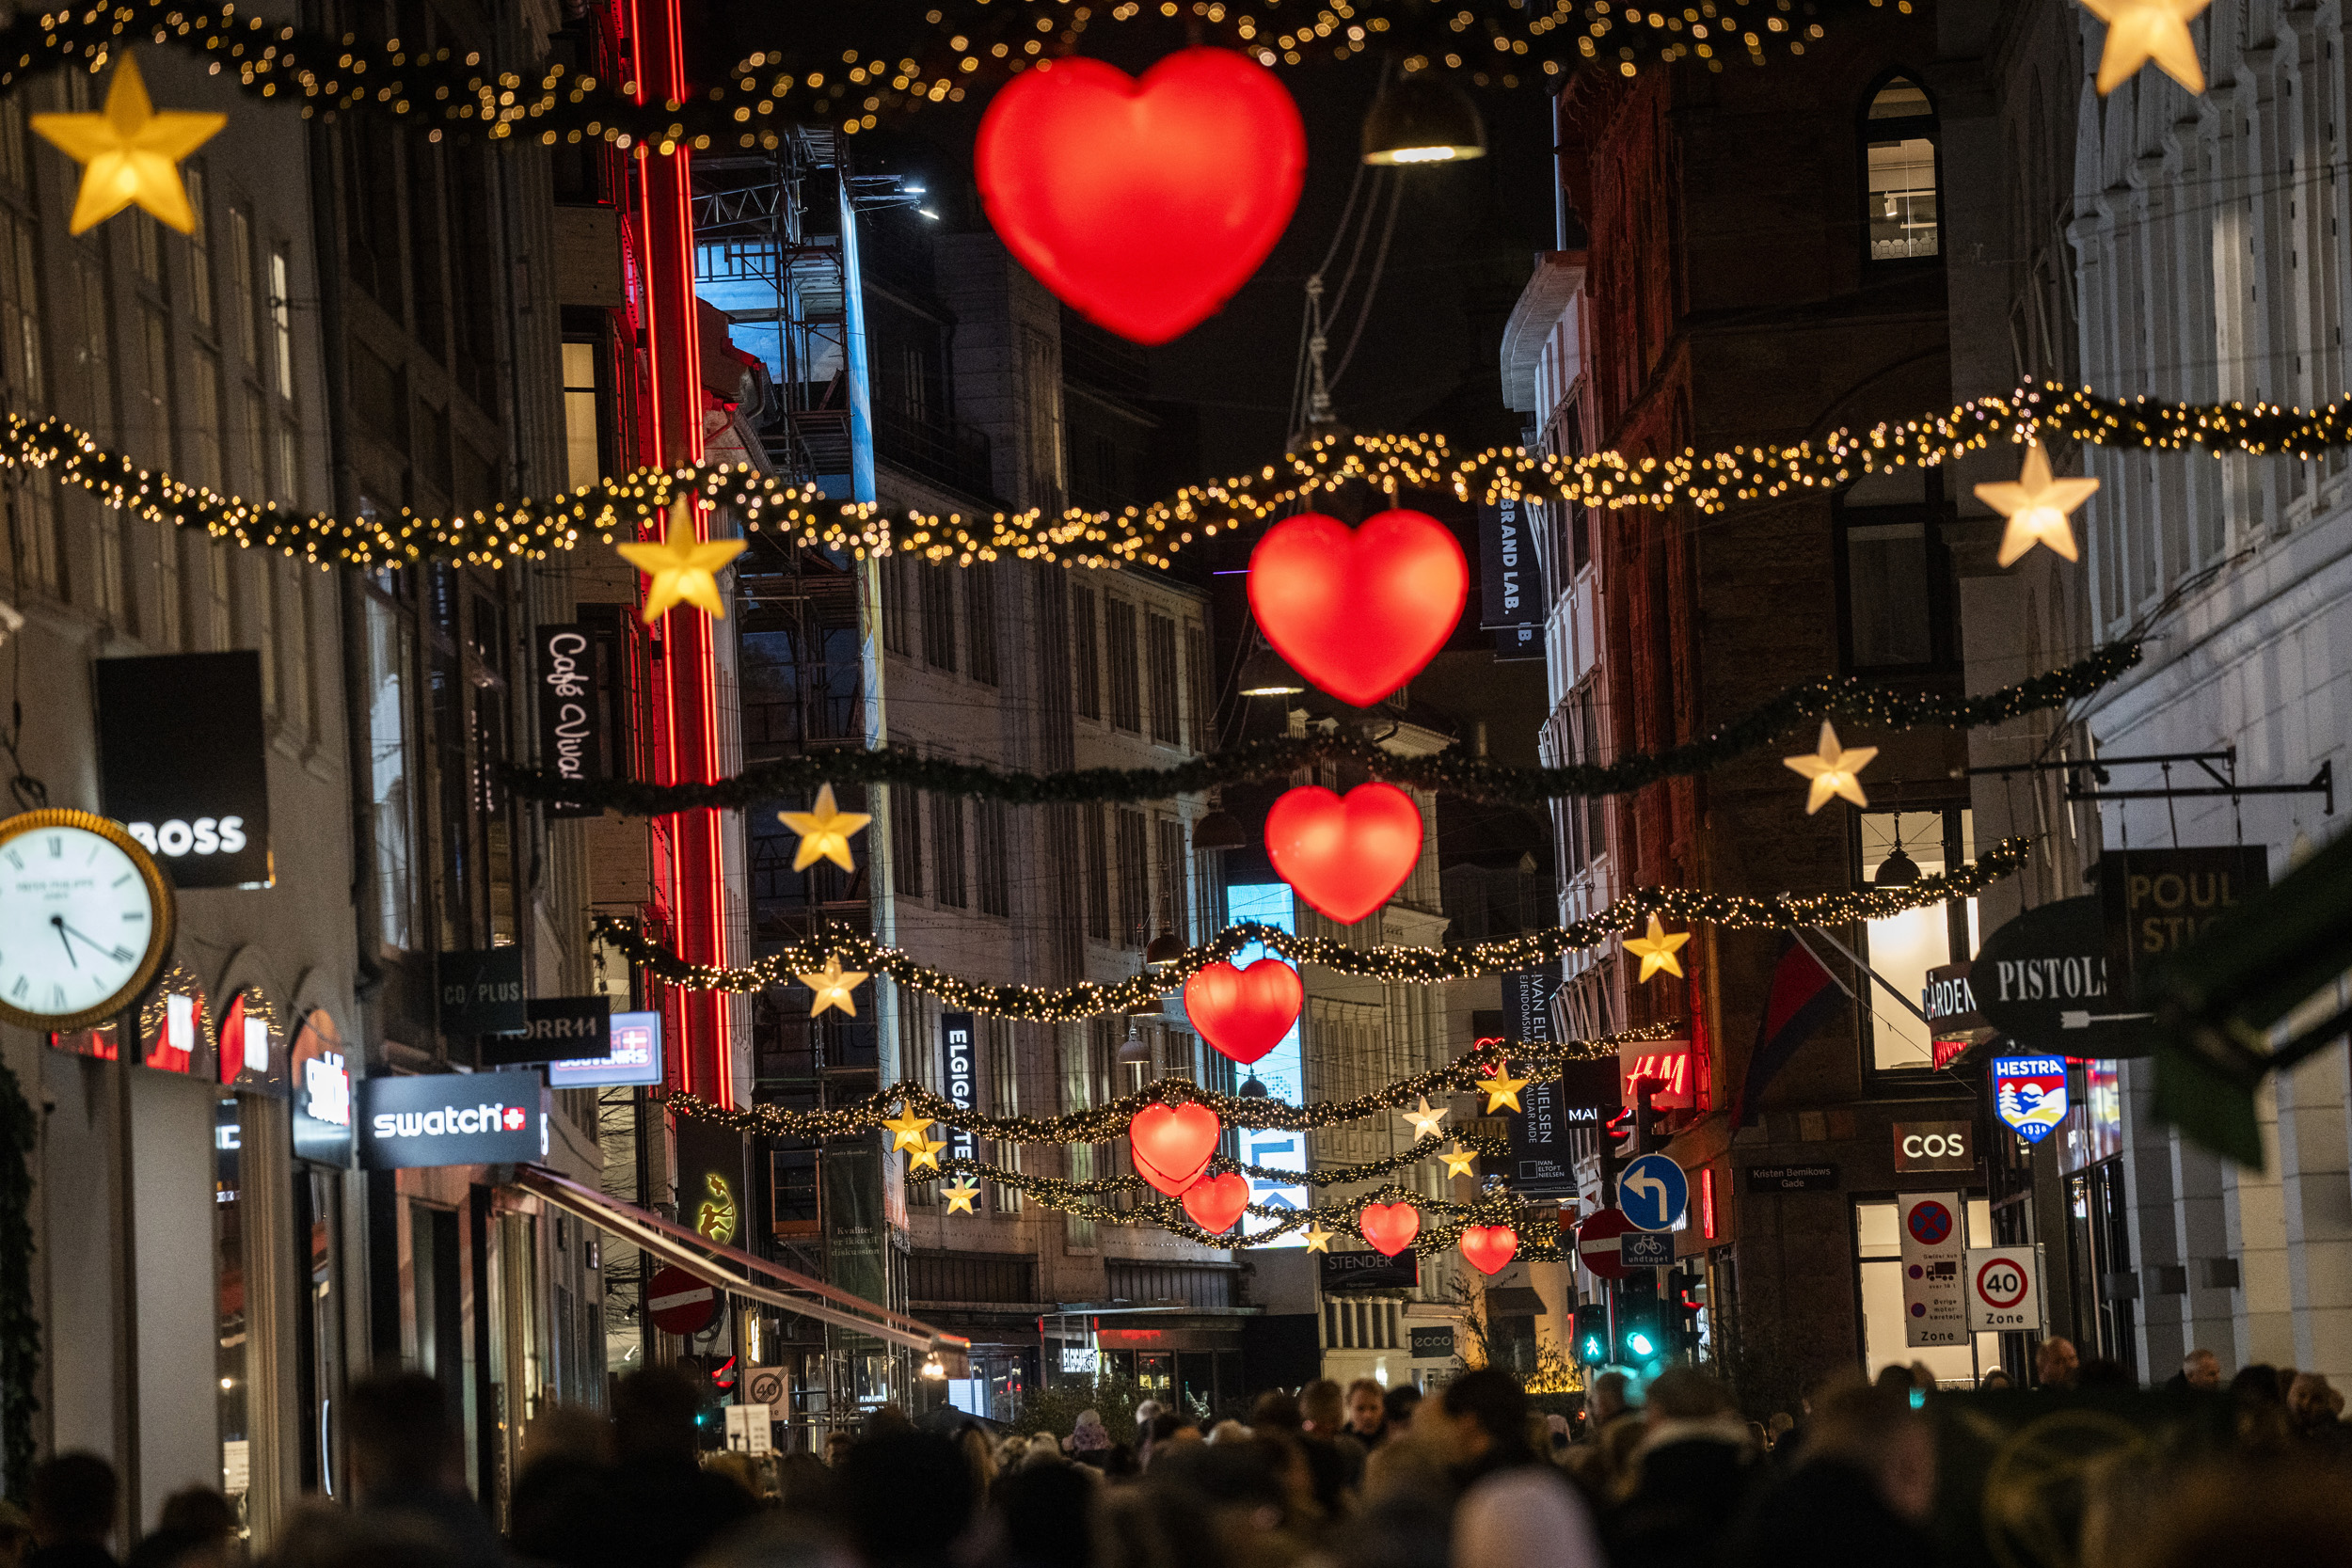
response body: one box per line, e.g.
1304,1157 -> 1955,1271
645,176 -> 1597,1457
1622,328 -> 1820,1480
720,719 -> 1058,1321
1264,783 -> 1423,924
1248,510 -> 1469,707
1183,958 -> 1303,1065
1459,1226 -> 1520,1276
1359,1202 -> 1422,1257
1130,1102 -> 1221,1196
1181,1172 -> 1249,1234
975,50 -> 1306,344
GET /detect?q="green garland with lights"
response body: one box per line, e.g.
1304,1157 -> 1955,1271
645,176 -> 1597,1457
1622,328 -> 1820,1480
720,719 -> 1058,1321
911,1133 -> 1509,1198
514,643 -> 2136,814
595,840 -> 2021,1019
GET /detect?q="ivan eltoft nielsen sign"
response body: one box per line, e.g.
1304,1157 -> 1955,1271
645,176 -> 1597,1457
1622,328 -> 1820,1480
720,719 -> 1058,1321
479,997 -> 612,1067
941,1012 -> 978,1163
95,650 -> 273,888
1501,969 -> 1579,1196
358,1069 -> 547,1169
536,624 -> 604,820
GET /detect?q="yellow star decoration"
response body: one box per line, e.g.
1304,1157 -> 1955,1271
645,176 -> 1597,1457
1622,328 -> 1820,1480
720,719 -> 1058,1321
1475,1069 -> 1529,1114
1302,1224 -> 1336,1252
29,53 -> 225,235
616,496 -> 748,624
907,1137 -> 949,1172
1782,721 -> 1878,815
1400,1096 -> 1449,1142
1622,913 -> 1692,983
882,1103 -> 935,1152
2079,0 -> 2211,94
940,1178 -> 982,1214
1974,443 -> 2101,568
795,955 -> 867,1018
1439,1146 -> 1480,1179
776,784 -> 873,873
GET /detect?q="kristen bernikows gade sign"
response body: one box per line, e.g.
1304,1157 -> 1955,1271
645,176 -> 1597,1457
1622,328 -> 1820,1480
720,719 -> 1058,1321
358,1069 -> 547,1169
1972,896 -> 2148,1057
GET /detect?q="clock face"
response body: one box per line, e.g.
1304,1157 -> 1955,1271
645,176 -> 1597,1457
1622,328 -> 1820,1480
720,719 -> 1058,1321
0,812 -> 174,1032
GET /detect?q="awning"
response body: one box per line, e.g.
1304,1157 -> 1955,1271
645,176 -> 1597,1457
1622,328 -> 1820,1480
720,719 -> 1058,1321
512,1165 -> 971,1361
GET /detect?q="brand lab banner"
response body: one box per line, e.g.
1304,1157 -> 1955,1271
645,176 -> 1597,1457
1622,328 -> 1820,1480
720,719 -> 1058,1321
1477,498 -> 1544,661
358,1069 -> 547,1169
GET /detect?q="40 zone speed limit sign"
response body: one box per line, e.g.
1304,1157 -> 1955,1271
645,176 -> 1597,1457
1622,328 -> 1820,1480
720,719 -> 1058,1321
1963,1245 -> 2046,1331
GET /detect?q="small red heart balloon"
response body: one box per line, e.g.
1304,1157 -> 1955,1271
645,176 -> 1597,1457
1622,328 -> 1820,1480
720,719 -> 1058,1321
1248,510 -> 1469,707
1359,1201 -> 1422,1257
1181,1172 -> 1250,1234
1183,958 -> 1303,1065
1459,1226 -> 1520,1275
1130,1102 -> 1222,1196
1264,783 -> 1423,924
975,49 -> 1307,344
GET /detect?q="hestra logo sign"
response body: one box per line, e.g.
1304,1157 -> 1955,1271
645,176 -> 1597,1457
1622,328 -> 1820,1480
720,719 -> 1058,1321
358,1069 -> 546,1170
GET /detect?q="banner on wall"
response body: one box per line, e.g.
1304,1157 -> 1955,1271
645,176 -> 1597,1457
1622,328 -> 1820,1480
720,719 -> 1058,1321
941,1012 -> 978,1164
535,623 -> 609,820
95,650 -> 274,889
1225,884 -> 1310,1244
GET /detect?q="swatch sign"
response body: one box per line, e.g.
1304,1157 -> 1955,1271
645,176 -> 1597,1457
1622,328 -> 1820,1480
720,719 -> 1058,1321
358,1069 -> 547,1169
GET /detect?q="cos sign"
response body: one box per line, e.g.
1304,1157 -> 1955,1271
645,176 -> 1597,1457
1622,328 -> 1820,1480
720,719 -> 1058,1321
1892,1120 -> 1975,1173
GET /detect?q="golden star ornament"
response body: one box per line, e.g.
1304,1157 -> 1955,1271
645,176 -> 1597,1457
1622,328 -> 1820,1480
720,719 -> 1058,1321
617,496 -> 748,624
777,784 -> 872,873
795,955 -> 868,1018
1400,1096 -> 1449,1141
882,1103 -> 934,1152
907,1137 -> 949,1172
1439,1146 -> 1480,1178
940,1178 -> 982,1214
1475,1069 -> 1529,1114
1975,443 -> 2100,568
30,52 -> 225,235
2079,0 -> 2211,94
1783,721 -> 1878,815
1302,1224 -> 1336,1252
1622,913 -> 1692,983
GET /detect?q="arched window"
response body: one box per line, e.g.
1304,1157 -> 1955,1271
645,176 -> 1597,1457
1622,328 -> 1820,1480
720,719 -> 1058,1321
1864,76 -> 1940,261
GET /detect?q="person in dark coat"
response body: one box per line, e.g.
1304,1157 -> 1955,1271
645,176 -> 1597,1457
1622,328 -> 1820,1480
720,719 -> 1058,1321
1604,1369 -> 1757,1568
26,1455 -> 119,1568
1722,1381 -> 1939,1568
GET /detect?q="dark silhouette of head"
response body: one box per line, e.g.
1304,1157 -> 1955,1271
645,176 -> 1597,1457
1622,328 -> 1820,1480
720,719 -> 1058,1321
835,1432 -> 976,1568
1440,1369 -> 1531,1460
611,1366 -> 705,1465
345,1374 -> 465,1497
31,1452 -> 119,1546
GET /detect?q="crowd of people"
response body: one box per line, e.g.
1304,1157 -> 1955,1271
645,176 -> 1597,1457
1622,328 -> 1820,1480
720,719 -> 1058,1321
8,1343 -> 2352,1568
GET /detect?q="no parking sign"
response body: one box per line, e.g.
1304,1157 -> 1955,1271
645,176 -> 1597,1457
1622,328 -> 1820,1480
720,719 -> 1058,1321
1963,1245 -> 2046,1331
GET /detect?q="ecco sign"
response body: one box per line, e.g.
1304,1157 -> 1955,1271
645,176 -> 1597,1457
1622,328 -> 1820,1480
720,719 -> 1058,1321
1892,1120 -> 1976,1173
358,1069 -> 547,1169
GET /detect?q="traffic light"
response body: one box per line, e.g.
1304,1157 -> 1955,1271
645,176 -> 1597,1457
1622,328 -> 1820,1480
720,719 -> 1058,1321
1614,1276 -> 1664,1370
1669,1271 -> 1707,1355
1573,1305 -> 1610,1365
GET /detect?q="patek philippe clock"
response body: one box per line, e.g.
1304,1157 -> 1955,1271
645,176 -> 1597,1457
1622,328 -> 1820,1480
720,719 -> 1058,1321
0,809 -> 177,1033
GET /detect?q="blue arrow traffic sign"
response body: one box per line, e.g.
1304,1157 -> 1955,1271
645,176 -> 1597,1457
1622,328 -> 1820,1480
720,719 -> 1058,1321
1617,1153 -> 1689,1232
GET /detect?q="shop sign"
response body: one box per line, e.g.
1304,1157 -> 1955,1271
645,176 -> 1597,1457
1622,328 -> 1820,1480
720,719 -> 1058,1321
535,624 -> 606,820
479,997 -> 612,1067
219,990 -> 289,1096
290,1009 -> 356,1167
1618,1039 -> 1695,1110
548,1009 -> 662,1088
1899,1192 -> 1966,1347
357,1069 -> 546,1169
1320,1249 -> 1419,1294
941,1011 -> 978,1164
95,650 -> 273,889
1892,1120 -> 1975,1173
2096,848 -> 2269,1014
1992,1054 -> 2069,1144
1973,897 -> 2147,1057
1743,1164 -> 1838,1192
1478,498 -> 1543,660
675,1115 -> 748,1246
1229,885 -> 1310,1244
724,1404 -> 773,1455
1409,1325 -> 1454,1359
438,947 -> 527,1038
1923,962 -> 1982,1035
1963,1245 -> 2046,1332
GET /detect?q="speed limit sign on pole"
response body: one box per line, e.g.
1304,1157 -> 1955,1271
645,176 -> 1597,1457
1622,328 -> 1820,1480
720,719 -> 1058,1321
1963,1244 -> 2045,1331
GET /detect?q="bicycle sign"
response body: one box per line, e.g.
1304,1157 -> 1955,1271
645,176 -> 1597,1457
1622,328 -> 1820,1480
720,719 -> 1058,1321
1963,1245 -> 2045,1331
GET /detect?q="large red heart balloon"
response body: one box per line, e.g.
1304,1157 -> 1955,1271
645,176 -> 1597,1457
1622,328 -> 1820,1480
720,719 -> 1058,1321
1459,1226 -> 1520,1276
1359,1202 -> 1422,1258
1181,1172 -> 1249,1234
1130,1102 -> 1221,1196
975,50 -> 1307,345
1264,783 -> 1423,924
1183,958 -> 1304,1066
1248,510 -> 1469,707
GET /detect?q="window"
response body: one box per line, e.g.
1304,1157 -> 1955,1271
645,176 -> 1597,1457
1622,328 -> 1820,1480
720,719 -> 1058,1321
931,790 -> 968,910
187,347 -> 223,491
561,341 -> 601,490
1082,806 -> 1110,942
244,387 -> 270,501
205,544 -> 231,650
1114,807 -> 1150,947
921,562 -> 958,672
183,163 -> 215,332
138,308 -> 172,467
1146,612 -> 1181,744
1856,807 -> 1978,1072
75,257 -> 115,439
965,566 -> 999,687
1105,597 -> 1141,733
1852,1198 -> 1996,1384
882,551 -> 913,657
1155,817 -> 1188,942
1864,77 -> 1940,261
977,800 -> 1010,918
891,786 -> 925,896
365,588 -> 414,953
227,205 -> 260,370
1835,467 -> 1955,672
1184,623 -> 1212,752
1072,584 -> 1101,720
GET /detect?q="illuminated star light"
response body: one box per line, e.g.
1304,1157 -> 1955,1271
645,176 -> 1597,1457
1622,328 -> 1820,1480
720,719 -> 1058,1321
616,495 -> 749,623
1621,913 -> 1692,983
1782,721 -> 1878,815
1439,1146 -> 1480,1179
1475,1069 -> 1529,1114
1974,443 -> 2100,568
1302,1223 -> 1336,1252
907,1137 -> 949,1172
940,1178 -> 982,1214
1400,1096 -> 1449,1141
777,783 -> 873,873
29,52 -> 225,235
796,955 -> 868,1018
2079,0 -> 2212,95
882,1103 -> 935,1152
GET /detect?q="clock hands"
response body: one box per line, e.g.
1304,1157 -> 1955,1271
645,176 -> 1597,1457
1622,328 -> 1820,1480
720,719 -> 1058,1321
49,915 -> 77,969
51,916 -> 128,967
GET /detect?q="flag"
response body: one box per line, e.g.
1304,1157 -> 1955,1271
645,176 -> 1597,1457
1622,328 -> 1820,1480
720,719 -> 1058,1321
1732,935 -> 1845,1126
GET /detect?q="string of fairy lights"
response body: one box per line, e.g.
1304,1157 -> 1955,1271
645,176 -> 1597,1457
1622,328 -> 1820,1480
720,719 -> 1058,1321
510,643 -> 2137,815
23,383 -> 2352,578
594,840 -> 2022,1020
